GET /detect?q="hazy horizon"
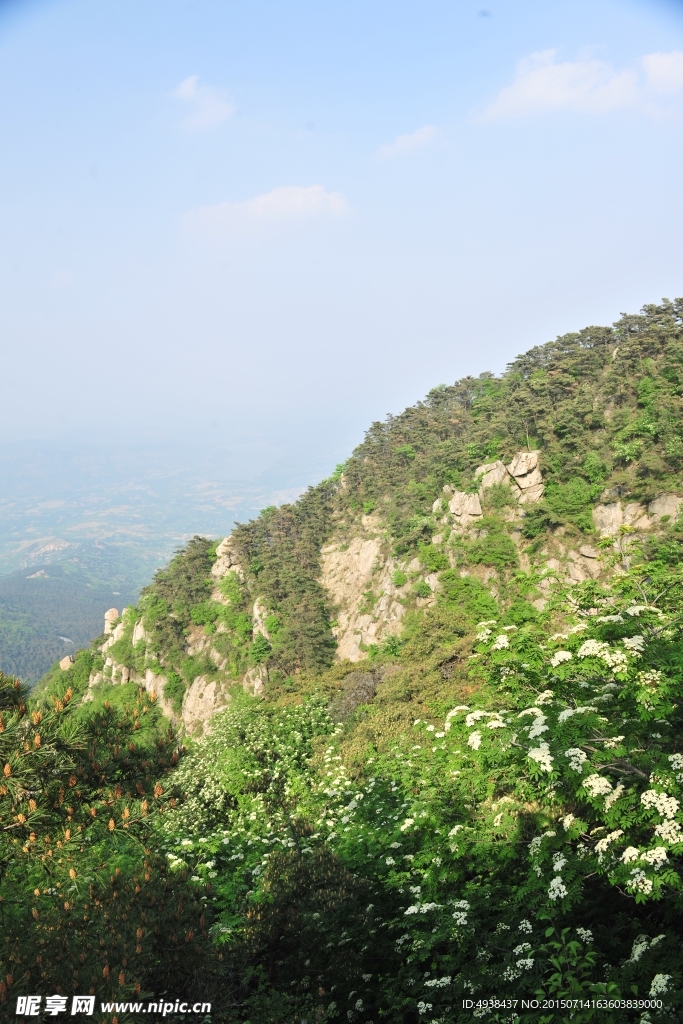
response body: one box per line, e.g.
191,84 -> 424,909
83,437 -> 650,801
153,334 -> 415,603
2,0 -> 683,452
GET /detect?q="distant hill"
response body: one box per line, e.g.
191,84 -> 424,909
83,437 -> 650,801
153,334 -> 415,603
0,560 -> 137,682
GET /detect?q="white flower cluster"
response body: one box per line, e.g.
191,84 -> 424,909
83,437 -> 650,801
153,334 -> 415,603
640,847 -> 668,869
491,634 -> 510,650
602,734 -> 625,749
548,877 -> 567,901
594,829 -> 623,861
605,784 -> 625,811
649,974 -> 671,997
528,743 -> 554,772
552,852 -> 567,873
668,753 -> 683,770
583,774 -> 614,798
654,820 -> 682,844
466,709 -> 508,730
564,748 -> 588,773
641,790 -> 680,819
558,706 -> 597,723
626,933 -> 665,963
602,648 -> 628,672
528,716 -> 548,740
577,639 -> 609,659
468,731 -> 482,750
550,650 -> 572,668
518,919 -> 533,933
628,869 -> 654,895
623,635 -> 645,654
576,927 -> 593,943
424,977 -> 451,988
638,669 -> 662,690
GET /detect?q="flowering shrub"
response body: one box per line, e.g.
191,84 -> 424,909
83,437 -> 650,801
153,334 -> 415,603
157,565 -> 683,1021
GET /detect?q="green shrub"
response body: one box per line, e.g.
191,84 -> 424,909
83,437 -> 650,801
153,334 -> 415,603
504,598 -> 539,625
438,571 -> 498,621
250,633 -> 272,665
468,532 -> 518,572
164,671 -> 186,712
544,477 -> 598,531
180,655 -> 204,684
412,580 -> 432,598
190,601 -> 219,626
418,543 -> 449,572
264,614 -> 281,637
219,571 -> 243,604
391,569 -> 408,587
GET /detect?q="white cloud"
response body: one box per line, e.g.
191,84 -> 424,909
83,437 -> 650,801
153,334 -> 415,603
172,75 -> 236,130
185,185 -> 349,236
642,51 -> 683,94
479,49 -> 683,121
480,50 -> 638,119
375,124 -> 437,159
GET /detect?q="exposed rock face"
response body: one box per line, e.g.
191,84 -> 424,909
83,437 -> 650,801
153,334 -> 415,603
183,675 -> 230,736
242,665 -> 267,698
649,494 -> 683,521
449,491 -> 483,525
593,503 -> 623,537
469,451 -> 545,505
475,460 -> 508,490
252,597 -> 271,639
103,608 -> 119,635
132,620 -> 147,646
506,451 -> 544,503
59,655 -> 73,671
320,520 -> 406,662
593,494 -> 682,538
212,536 -> 242,579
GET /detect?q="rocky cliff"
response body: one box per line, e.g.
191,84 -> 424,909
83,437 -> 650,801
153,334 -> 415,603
78,439 -> 683,736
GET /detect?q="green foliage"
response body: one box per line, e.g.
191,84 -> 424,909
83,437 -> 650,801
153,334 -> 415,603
391,569 -> 408,587
155,561 -> 683,1020
15,297 -> 683,1015
468,530 -> 519,572
249,633 -> 272,665
0,671 -> 215,1004
417,542 -> 449,572
190,600 -> 220,626
438,570 -> 499,621
164,670 -> 186,712
581,450 -> 607,484
180,655 -> 206,684
544,477 -> 599,531
231,487 -> 337,675
264,613 -> 281,636
139,536 -> 214,669
219,570 -> 243,604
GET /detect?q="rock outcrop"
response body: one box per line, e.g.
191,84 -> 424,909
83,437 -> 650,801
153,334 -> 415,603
320,516 -> 407,662
592,494 -> 682,537
445,451 -> 545,532
103,608 -> 119,634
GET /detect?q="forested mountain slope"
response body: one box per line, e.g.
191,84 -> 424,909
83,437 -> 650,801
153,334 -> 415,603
5,299 -> 683,1022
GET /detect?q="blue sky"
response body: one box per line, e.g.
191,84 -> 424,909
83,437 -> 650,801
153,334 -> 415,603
2,0 -> 683,466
